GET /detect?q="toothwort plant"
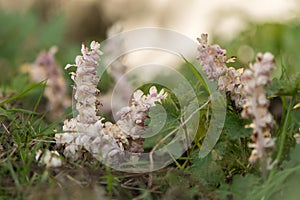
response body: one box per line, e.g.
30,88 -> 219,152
241,53 -> 275,177
55,41 -> 167,165
197,33 -> 245,109
197,34 -> 276,177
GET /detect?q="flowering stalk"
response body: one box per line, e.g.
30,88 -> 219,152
56,42 -> 121,162
197,33 -> 245,109
197,33 -> 227,81
55,41 -> 167,164
116,86 -> 167,153
26,47 -> 71,121
197,34 -> 276,178
241,52 -> 275,179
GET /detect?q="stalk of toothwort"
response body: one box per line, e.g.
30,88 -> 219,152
197,34 -> 276,178
197,33 -> 245,109
55,42 -> 121,163
241,53 -> 276,179
55,41 -> 168,165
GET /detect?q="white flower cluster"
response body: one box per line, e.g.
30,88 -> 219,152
116,86 -> 167,153
197,33 -> 227,81
240,52 -> 276,166
218,67 -> 245,109
197,33 -> 245,109
26,47 -> 71,121
55,41 -> 167,164
69,41 -> 103,125
55,42 -> 121,163
117,87 -> 167,139
36,149 -> 62,168
197,34 -> 276,170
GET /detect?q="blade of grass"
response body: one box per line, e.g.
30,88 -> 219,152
29,81 -> 46,123
7,160 -> 21,189
0,81 -> 46,106
7,109 -> 38,115
181,55 -> 212,94
268,95 -> 296,181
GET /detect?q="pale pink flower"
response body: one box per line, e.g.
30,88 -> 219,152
241,52 -> 275,169
56,41 -> 168,164
197,33 -> 227,81
197,33 -> 245,109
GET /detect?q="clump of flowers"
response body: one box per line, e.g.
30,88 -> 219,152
24,46 -> 71,121
55,41 -> 121,162
197,33 -> 227,81
241,52 -> 275,174
116,86 -> 167,153
197,33 -> 245,109
218,67 -> 245,109
35,149 -> 62,168
197,34 -> 276,175
55,41 -> 167,164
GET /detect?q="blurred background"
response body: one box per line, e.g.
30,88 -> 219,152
0,0 -> 299,118
0,0 -> 299,76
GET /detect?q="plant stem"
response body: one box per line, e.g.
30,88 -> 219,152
268,95 -> 296,181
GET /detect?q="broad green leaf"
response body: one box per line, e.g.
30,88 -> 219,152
230,174 -> 261,200
144,105 -> 167,138
222,111 -> 252,139
188,151 -> 224,186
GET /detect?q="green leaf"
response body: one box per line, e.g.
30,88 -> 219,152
222,111 -> 252,139
180,58 -> 227,159
143,96 -> 180,149
12,74 -> 30,92
282,144 -> 300,168
0,107 -> 14,119
144,105 -> 167,138
181,56 -> 212,94
267,73 -> 300,96
188,151 -> 224,186
230,174 -> 261,200
6,108 -> 38,115
250,166 -> 300,200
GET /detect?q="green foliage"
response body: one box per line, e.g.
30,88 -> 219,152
0,8 -> 78,86
218,174 -> 261,200
143,95 -> 181,149
0,82 -> 61,198
218,145 -> 300,200
222,111 -> 252,139
188,150 -> 224,186
267,74 -> 300,96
